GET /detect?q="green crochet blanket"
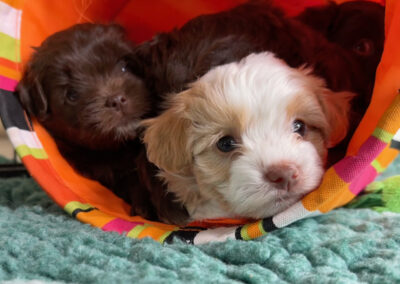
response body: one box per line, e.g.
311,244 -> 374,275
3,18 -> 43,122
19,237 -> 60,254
0,156 -> 399,283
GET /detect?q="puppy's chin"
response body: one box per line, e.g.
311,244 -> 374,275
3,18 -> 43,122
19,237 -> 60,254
81,120 -> 141,150
88,116 -> 141,144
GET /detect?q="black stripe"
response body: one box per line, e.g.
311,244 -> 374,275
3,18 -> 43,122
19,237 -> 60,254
235,226 -> 243,240
390,139 -> 400,150
261,217 -> 278,232
164,230 -> 198,244
71,207 -> 95,218
0,89 -> 31,131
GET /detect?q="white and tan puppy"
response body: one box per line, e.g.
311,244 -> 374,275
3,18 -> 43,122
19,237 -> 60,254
142,52 -> 353,222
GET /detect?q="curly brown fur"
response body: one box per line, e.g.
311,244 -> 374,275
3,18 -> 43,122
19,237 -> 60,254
296,0 -> 385,164
15,23 -> 188,224
129,1 -> 365,107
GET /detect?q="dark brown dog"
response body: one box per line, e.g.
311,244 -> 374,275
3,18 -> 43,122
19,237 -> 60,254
297,0 -> 385,110
15,23 -> 189,224
296,0 -> 385,164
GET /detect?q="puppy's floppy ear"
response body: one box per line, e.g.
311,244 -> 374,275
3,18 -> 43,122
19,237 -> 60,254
142,92 -> 193,174
317,89 -> 355,148
15,69 -> 48,120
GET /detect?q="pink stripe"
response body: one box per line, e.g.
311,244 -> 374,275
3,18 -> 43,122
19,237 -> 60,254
334,136 -> 386,183
348,165 -> 377,195
102,218 -> 144,234
0,74 -> 17,91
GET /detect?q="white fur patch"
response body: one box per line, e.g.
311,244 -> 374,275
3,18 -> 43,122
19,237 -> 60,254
149,52 -> 331,221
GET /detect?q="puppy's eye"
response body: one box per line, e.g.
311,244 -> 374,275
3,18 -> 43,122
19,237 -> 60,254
216,136 -> 237,152
293,120 -> 306,137
66,90 -> 79,102
118,60 -> 128,73
353,39 -> 374,56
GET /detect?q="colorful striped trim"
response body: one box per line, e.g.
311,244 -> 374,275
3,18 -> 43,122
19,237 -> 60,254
6,127 -> 48,159
0,1 -> 21,94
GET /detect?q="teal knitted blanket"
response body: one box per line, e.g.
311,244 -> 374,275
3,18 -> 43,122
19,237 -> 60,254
1,156 -> 400,283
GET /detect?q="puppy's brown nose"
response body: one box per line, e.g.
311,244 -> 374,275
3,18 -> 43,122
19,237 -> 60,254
106,95 -> 127,111
264,163 -> 299,191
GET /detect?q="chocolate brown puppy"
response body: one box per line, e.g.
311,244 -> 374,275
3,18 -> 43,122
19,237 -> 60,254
296,0 -> 385,164
15,23 -> 188,224
297,0 -> 384,109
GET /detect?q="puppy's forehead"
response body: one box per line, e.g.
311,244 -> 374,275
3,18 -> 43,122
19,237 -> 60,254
194,52 -> 321,123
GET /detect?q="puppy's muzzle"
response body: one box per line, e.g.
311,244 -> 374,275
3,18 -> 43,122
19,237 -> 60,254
105,94 -> 127,112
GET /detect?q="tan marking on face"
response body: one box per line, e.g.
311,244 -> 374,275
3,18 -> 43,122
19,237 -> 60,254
183,84 -> 251,211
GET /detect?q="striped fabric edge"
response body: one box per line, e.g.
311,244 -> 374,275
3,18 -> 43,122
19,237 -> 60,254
0,1 -> 22,68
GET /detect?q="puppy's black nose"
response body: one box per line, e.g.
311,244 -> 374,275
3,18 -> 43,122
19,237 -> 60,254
264,163 -> 299,191
106,95 -> 127,111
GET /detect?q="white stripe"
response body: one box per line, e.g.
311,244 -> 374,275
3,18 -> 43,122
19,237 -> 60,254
393,128 -> 400,142
272,201 -> 321,228
193,226 -> 237,245
6,127 -> 44,149
0,1 -> 22,39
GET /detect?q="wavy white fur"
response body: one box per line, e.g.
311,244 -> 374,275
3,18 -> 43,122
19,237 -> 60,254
143,52 -> 353,222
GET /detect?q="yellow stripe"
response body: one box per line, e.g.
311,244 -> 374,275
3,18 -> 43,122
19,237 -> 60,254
158,231 -> 174,243
0,65 -> 20,80
373,128 -> 394,143
127,224 -> 151,239
0,32 -> 20,62
371,159 -> 385,173
16,145 -> 48,159
240,224 -> 251,241
64,201 -> 94,216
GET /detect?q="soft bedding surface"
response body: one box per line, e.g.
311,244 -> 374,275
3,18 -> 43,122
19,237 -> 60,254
0,158 -> 399,283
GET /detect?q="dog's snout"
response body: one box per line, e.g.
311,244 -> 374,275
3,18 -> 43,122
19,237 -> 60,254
106,95 -> 127,110
264,163 -> 299,190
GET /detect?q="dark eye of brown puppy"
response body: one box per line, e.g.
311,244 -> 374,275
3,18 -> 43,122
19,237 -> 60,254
217,136 -> 237,152
117,59 -> 128,73
293,120 -> 306,137
353,38 -> 374,56
65,89 -> 79,103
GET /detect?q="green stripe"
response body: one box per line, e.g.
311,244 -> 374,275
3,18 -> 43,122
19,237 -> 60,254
371,159 -> 385,173
257,221 -> 267,236
240,224 -> 251,241
127,224 -> 151,238
0,32 -> 20,62
15,145 -> 48,159
373,128 -> 393,143
64,201 -> 95,216
158,231 -> 174,244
